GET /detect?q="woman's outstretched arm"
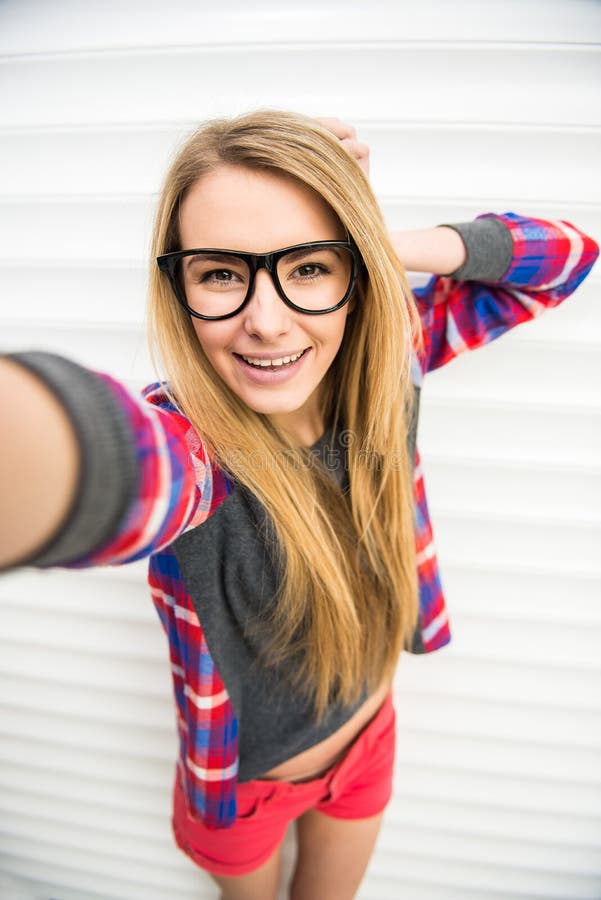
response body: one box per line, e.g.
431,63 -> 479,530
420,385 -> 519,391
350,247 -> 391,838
0,352 -> 209,572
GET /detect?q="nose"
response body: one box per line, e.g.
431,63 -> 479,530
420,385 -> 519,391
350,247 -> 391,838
242,268 -> 291,340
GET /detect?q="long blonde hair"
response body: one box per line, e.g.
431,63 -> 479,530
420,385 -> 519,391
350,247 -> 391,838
148,110 -> 424,717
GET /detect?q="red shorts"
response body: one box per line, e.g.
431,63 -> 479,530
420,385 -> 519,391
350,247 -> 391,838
172,692 -> 396,876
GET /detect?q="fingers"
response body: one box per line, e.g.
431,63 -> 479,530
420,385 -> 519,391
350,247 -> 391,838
313,117 -> 370,176
341,138 -> 370,162
314,116 -> 357,142
340,137 -> 370,177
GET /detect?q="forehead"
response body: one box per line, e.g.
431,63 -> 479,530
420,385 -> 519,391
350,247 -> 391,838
178,164 -> 344,252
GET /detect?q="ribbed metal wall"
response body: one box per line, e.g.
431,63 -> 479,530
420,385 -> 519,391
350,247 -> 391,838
0,1 -> 600,898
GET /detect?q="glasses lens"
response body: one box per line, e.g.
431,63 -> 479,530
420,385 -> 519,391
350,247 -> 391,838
179,252 -> 250,318
277,245 -> 353,310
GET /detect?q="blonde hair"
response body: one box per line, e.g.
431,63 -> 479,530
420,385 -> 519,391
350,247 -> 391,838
148,109 -> 424,717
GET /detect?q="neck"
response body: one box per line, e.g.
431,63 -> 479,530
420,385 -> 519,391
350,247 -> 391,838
269,386 -> 328,447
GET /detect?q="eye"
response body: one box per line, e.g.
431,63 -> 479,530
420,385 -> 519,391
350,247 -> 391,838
189,267 -> 246,288
200,269 -> 239,284
292,263 -> 328,279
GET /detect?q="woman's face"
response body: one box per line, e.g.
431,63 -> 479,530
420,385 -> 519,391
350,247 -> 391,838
178,165 -> 354,446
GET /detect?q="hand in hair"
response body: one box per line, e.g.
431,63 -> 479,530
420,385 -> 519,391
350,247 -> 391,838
312,117 -> 466,274
313,117 -> 370,177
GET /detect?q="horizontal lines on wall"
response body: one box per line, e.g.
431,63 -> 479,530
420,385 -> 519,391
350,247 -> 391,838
0,564 -> 207,899
1,122 -> 599,200
1,43 -> 599,128
0,0 -> 600,55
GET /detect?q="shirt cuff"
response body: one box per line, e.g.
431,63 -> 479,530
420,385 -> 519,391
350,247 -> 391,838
4,352 -> 138,568
441,215 -> 514,282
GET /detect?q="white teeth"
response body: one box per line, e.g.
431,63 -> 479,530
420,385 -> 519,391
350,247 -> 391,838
241,350 -> 304,368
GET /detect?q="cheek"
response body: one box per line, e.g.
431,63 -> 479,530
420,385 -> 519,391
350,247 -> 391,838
324,312 -> 352,354
191,321 -> 233,362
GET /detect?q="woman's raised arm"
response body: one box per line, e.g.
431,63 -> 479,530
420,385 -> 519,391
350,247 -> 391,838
406,213 -> 599,374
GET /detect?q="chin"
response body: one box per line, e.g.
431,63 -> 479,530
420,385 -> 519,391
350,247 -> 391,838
246,397 -> 305,417
237,388 -> 308,417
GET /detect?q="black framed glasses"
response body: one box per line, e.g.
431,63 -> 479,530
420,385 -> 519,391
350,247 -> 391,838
156,240 -> 363,320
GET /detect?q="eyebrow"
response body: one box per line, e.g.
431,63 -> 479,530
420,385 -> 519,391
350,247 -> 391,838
282,245 -> 342,263
181,244 -> 343,267
183,252 -> 244,267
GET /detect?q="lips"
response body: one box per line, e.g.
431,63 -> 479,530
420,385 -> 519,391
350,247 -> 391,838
237,348 -> 308,369
233,347 -> 311,383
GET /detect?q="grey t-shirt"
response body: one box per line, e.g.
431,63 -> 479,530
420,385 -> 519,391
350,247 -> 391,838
171,409 -> 419,781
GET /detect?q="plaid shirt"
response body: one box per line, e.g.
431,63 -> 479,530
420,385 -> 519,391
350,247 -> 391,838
72,213 -> 598,828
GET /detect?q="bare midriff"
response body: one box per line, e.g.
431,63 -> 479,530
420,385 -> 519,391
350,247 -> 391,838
258,679 -> 391,783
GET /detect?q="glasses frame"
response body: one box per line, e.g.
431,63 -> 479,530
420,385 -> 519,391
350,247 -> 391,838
156,240 -> 364,321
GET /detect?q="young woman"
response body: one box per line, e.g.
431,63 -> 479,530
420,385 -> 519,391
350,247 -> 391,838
0,110 -> 598,900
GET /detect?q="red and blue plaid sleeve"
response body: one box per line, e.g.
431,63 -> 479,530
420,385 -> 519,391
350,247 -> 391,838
412,448 -> 451,651
149,546 -> 239,829
67,377 -> 210,567
414,213 -> 599,375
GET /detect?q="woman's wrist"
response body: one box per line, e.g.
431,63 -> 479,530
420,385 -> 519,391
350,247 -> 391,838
0,356 -> 80,569
389,226 -> 467,275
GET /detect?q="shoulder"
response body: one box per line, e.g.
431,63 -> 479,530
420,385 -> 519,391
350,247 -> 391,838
142,380 -> 180,413
143,381 -> 235,525
142,381 -> 203,450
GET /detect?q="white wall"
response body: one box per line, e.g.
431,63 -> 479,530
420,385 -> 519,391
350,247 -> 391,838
0,2 -> 600,898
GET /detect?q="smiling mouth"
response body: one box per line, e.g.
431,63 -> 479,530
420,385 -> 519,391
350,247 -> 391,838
234,348 -> 309,369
